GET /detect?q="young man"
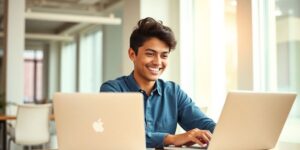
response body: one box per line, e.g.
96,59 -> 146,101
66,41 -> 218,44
100,17 -> 216,148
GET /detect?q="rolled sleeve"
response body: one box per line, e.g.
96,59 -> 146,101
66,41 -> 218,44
146,132 -> 168,148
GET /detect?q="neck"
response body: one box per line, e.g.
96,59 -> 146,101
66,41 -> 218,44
133,72 -> 155,96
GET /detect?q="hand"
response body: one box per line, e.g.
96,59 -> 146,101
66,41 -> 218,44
163,128 -> 212,147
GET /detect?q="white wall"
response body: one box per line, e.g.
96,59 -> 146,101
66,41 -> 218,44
102,9 -> 123,82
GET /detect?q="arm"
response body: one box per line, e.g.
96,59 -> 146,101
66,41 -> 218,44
177,86 -> 216,132
163,85 -> 216,147
147,130 -> 210,148
146,131 -> 169,148
163,128 -> 212,147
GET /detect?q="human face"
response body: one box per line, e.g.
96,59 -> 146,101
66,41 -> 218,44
129,37 -> 170,83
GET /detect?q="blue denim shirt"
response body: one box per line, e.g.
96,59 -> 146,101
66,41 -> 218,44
100,72 -> 216,148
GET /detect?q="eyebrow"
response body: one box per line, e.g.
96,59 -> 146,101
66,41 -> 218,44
145,48 -> 170,54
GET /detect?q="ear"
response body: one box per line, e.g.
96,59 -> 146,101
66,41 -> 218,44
128,48 -> 136,61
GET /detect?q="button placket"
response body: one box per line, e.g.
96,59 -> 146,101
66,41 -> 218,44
145,97 -> 153,131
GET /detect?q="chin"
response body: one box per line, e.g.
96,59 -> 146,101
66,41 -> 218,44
149,76 -> 160,81
144,72 -> 162,81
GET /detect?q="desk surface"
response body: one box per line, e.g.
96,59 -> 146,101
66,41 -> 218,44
2,114 -> 298,150
0,114 -> 55,120
162,142 -> 300,150
47,142 -> 300,150
0,115 -> 16,120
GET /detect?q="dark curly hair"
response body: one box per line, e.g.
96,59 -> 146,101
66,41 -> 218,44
130,17 -> 177,54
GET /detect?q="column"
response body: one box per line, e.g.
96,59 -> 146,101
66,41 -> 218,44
47,42 -> 60,100
4,0 -> 25,106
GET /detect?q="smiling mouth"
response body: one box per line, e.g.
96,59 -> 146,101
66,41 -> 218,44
147,66 -> 161,74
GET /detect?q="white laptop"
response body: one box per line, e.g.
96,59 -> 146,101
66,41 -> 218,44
53,93 -> 146,150
165,91 -> 297,150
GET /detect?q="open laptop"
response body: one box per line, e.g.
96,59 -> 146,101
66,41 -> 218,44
53,93 -> 146,150
165,91 -> 297,150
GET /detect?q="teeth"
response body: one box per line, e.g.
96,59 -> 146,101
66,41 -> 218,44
148,67 -> 159,72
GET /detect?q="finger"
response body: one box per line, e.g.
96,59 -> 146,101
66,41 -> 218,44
194,129 -> 212,141
203,130 -> 213,140
184,141 -> 195,147
195,129 -> 212,137
198,133 -> 210,143
192,129 -> 210,142
188,134 -> 205,147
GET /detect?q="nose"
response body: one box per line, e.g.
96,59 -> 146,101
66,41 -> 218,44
152,54 -> 161,65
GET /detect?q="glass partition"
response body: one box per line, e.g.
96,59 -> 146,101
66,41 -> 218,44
275,0 -> 300,143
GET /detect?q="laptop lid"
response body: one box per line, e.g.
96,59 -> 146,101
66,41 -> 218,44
53,93 -> 146,150
208,91 -> 296,150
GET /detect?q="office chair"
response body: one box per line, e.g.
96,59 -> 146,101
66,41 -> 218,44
7,104 -> 51,150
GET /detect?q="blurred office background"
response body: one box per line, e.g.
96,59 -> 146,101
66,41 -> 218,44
0,0 -> 299,149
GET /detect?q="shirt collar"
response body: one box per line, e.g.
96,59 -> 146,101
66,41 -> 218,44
126,71 -> 162,96
155,81 -> 162,95
126,71 -> 140,92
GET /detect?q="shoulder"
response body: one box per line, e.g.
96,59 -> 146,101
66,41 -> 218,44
100,76 -> 127,92
158,79 -> 190,102
157,79 -> 180,90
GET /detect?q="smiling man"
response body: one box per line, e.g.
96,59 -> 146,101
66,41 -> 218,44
100,17 -> 216,148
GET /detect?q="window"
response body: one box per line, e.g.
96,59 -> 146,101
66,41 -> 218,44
250,0 -> 300,143
79,30 -> 103,92
275,0 -> 300,143
60,29 -> 103,93
180,0 -> 237,120
60,42 -> 77,92
24,50 -> 44,103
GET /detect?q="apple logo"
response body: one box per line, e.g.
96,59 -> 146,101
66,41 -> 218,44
92,118 -> 104,133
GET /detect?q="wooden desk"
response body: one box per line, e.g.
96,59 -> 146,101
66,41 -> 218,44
0,116 -> 16,120
0,115 -> 54,120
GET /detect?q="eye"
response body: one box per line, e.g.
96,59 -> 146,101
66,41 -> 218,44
145,52 -> 154,56
161,53 -> 169,59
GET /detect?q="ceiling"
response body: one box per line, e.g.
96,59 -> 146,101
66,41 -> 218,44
0,0 -> 299,40
0,0 -> 122,36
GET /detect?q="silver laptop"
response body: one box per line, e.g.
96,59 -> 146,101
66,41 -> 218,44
165,91 -> 296,150
53,93 -> 146,150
